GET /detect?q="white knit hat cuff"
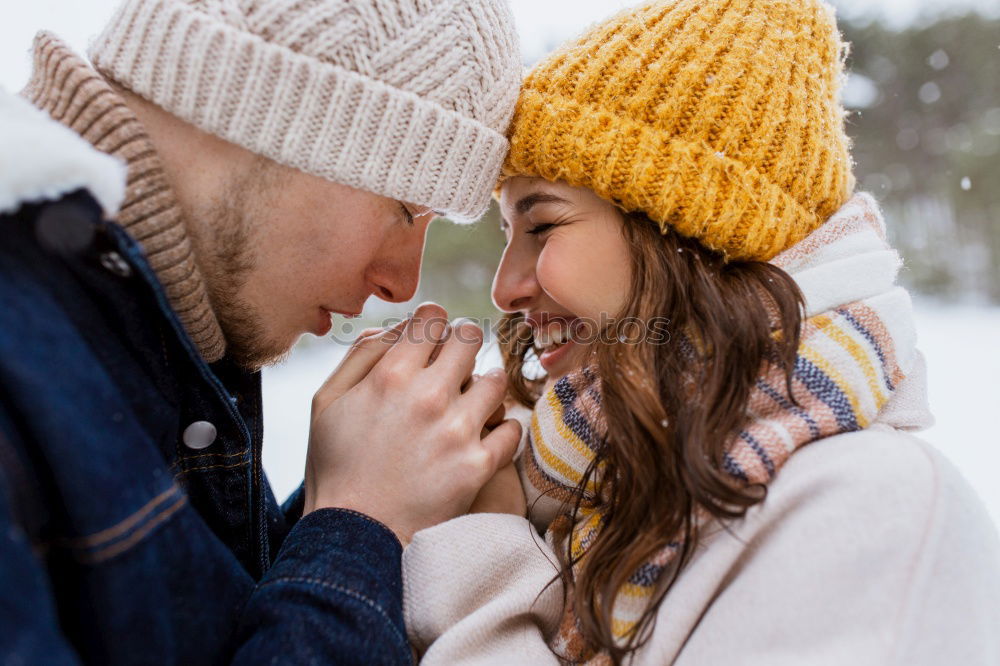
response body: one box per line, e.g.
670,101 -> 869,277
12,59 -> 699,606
89,0 -> 509,221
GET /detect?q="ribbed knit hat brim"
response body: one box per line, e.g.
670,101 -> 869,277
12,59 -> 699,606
91,0 -> 518,221
506,89 -> 822,262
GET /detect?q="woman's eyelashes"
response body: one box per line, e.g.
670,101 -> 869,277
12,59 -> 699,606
526,221 -> 560,236
499,216 -> 566,244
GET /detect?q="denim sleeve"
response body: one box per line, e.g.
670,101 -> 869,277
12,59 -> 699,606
0,473 -> 82,665
232,508 -> 413,665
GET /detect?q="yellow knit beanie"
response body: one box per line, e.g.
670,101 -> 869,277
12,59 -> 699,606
503,0 -> 855,262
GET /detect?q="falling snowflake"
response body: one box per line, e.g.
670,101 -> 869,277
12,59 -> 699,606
919,82 -> 941,104
927,49 -> 949,71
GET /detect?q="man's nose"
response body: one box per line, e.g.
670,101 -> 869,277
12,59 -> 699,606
492,244 -> 539,313
369,262 -> 420,303
368,235 -> 425,304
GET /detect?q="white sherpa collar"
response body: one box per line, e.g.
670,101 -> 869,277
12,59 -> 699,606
0,87 -> 126,217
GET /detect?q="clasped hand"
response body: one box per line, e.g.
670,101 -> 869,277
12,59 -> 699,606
303,303 -> 523,545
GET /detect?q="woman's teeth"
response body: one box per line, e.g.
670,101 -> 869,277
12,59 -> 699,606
536,326 -> 571,351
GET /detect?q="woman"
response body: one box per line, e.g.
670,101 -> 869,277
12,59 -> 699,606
403,0 -> 1000,663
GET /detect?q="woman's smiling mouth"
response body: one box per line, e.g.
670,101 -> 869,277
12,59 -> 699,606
528,315 -> 583,374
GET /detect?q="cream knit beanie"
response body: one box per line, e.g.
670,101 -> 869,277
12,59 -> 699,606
89,0 -> 521,221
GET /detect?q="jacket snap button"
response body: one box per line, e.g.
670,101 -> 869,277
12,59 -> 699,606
182,421 -> 217,450
99,251 -> 133,277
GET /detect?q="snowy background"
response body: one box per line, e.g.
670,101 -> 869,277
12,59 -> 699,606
3,1 -> 998,528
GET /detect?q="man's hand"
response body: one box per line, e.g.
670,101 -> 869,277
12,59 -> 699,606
303,303 -> 522,545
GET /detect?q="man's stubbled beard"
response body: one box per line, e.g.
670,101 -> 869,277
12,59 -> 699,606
197,159 -> 291,371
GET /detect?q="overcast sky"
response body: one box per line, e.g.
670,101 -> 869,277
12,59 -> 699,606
3,0 -> 997,92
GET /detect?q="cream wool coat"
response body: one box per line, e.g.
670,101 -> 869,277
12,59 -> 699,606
403,359 -> 1000,665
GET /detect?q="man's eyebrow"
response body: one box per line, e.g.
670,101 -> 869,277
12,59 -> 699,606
515,193 -> 571,216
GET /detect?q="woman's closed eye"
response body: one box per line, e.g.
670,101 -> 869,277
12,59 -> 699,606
526,221 -> 561,236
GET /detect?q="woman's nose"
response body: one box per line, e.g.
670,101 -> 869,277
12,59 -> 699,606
492,243 -> 539,313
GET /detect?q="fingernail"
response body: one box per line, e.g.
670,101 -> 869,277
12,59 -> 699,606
381,319 -> 407,339
451,318 -> 483,343
415,301 -> 447,318
427,318 -> 447,341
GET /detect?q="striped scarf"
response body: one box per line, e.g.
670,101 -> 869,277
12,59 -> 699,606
521,193 -> 918,662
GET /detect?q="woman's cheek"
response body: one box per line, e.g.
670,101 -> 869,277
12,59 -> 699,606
594,236 -> 632,317
536,243 -> 605,320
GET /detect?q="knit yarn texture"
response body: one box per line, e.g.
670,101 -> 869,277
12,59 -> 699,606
90,0 -> 521,221
504,0 -> 854,261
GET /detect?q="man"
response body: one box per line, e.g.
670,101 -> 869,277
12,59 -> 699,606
0,0 -> 522,663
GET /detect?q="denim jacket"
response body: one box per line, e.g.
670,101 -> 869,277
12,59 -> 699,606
0,185 -> 412,664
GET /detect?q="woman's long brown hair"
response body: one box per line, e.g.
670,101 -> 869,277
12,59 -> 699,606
499,211 -> 805,663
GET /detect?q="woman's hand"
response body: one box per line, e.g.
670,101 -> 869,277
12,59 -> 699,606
469,463 -> 527,516
464,374 -> 528,517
